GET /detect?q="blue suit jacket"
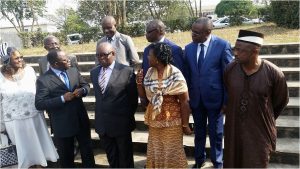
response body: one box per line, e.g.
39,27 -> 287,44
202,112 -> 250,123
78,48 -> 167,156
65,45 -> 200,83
184,35 -> 233,110
142,38 -> 184,75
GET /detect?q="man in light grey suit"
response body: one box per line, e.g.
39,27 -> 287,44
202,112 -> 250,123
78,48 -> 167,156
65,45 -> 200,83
96,16 -> 139,66
39,35 -> 79,75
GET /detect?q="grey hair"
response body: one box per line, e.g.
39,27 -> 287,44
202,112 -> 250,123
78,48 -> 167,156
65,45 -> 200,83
43,35 -> 59,46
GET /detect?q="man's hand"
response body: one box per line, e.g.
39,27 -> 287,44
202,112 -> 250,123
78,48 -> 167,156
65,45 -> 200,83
63,92 -> 75,101
73,88 -> 84,98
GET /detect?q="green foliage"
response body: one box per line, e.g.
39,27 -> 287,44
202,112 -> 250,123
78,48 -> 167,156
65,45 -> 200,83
118,23 -> 145,37
18,30 -> 67,48
215,0 -> 253,25
271,1 -> 299,29
0,0 -> 46,33
164,17 -> 198,33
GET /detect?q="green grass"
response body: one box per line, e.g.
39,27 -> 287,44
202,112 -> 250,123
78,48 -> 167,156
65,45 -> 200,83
20,23 -> 299,56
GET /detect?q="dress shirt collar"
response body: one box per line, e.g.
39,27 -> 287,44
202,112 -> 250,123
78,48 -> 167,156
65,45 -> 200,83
103,61 -> 116,71
50,66 -> 65,77
199,34 -> 211,47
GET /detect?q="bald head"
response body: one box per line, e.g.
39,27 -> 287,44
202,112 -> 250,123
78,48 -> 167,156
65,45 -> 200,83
101,16 -> 117,38
96,42 -> 115,67
102,16 -> 116,25
44,35 -> 60,51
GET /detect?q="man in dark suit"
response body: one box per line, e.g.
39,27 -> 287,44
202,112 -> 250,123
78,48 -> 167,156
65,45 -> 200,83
142,19 -> 185,75
96,16 -> 139,66
90,42 -> 138,168
39,35 -> 78,75
35,49 -> 95,168
184,17 -> 233,168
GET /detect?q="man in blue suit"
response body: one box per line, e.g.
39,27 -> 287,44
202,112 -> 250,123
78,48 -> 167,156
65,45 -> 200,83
142,19 -> 185,75
184,17 -> 233,168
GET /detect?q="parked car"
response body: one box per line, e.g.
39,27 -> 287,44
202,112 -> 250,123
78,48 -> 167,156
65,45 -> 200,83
67,33 -> 83,45
212,17 -> 230,29
212,16 -> 257,29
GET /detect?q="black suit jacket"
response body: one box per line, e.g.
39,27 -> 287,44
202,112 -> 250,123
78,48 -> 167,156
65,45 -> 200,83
90,62 -> 138,137
35,67 -> 90,138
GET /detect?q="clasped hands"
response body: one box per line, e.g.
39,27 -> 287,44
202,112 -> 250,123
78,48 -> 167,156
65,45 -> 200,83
63,88 -> 84,101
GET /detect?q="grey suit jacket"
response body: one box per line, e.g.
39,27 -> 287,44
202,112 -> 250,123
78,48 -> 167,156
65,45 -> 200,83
35,67 -> 90,137
90,62 -> 138,137
96,31 -> 139,66
38,54 -> 79,75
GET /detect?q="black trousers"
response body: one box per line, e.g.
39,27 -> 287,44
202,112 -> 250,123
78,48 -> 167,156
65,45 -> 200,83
55,131 -> 95,168
100,133 -> 134,168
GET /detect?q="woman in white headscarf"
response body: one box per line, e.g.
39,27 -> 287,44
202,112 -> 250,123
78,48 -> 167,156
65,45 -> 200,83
0,43 -> 59,168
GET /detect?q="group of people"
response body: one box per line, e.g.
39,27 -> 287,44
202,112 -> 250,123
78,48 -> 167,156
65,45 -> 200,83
0,15 -> 289,169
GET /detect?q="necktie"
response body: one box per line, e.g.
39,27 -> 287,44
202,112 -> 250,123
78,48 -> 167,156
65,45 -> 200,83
99,67 -> 107,94
60,71 -> 70,90
198,44 -> 205,70
107,37 -> 112,43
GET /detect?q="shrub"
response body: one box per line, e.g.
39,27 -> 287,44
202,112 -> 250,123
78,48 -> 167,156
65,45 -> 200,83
271,1 -> 299,29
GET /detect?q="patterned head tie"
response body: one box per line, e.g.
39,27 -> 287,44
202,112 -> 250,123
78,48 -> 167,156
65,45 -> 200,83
0,43 -> 16,64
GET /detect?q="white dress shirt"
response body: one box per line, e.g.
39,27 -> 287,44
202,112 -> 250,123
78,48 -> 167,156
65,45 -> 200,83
196,35 -> 212,63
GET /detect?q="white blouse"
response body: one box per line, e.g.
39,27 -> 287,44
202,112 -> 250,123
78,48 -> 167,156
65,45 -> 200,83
0,66 -> 41,122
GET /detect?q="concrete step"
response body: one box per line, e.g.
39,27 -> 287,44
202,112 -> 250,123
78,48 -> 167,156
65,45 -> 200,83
74,149 -> 300,168
84,81 -> 299,97
23,43 -> 299,63
82,97 -> 299,116
85,130 -> 299,165
260,54 -> 299,67
46,111 -> 299,138
27,54 -> 299,72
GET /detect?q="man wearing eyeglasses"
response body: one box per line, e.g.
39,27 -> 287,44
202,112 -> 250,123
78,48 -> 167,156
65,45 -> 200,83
96,16 -> 139,66
184,17 -> 233,168
90,42 -> 138,168
142,19 -> 185,76
223,30 -> 288,168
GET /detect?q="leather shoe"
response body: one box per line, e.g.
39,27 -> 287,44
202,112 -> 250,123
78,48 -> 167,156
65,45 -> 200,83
192,162 -> 205,168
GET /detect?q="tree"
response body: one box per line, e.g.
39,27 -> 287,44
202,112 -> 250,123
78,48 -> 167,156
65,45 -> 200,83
215,0 -> 253,25
271,0 -> 299,29
0,0 -> 46,33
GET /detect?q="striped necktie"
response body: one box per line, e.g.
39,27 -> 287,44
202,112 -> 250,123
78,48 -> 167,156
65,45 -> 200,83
99,67 -> 107,94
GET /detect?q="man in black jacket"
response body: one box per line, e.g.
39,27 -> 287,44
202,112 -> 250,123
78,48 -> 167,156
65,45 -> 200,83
35,49 -> 95,168
90,42 -> 138,168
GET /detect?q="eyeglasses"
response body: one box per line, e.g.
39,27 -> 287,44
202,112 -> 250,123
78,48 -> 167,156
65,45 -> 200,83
96,51 -> 113,58
191,30 -> 208,36
146,28 -> 157,34
56,58 -> 70,63
13,56 -> 24,61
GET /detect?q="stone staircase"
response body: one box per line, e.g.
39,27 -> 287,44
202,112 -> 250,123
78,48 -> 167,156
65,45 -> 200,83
24,43 -> 300,168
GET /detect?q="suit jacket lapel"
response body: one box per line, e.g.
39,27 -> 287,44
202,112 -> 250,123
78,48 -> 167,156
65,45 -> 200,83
93,66 -> 101,94
192,43 -> 198,69
66,68 -> 76,91
48,69 -> 69,90
103,63 -> 119,97
201,36 -> 215,71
